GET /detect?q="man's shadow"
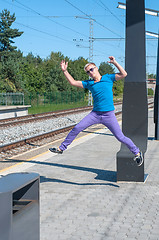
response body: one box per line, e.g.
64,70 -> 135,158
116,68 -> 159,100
2,158 -> 119,188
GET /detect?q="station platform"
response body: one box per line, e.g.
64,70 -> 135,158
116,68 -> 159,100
0,109 -> 159,240
0,105 -> 31,119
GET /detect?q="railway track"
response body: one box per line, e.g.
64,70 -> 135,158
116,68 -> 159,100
0,101 -> 124,128
0,106 -> 93,128
0,100 -> 154,156
0,124 -> 75,153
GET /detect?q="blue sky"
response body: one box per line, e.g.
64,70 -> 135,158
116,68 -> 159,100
0,0 -> 159,74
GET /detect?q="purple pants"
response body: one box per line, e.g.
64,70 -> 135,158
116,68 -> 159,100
59,110 -> 140,155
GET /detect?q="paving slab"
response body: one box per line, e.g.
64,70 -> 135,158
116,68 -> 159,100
1,110 -> 159,240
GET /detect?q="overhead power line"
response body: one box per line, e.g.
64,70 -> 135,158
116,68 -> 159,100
64,0 -> 122,38
13,0 -> 89,38
92,37 -> 158,41
1,0 -> 27,11
14,21 -> 73,44
92,0 -> 124,25
1,0 -> 130,63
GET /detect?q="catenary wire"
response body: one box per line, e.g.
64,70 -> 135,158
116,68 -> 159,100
64,0 -> 123,38
92,0 -> 124,25
13,0 -> 89,39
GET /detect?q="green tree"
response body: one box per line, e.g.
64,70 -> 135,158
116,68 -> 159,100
113,79 -> 124,96
99,61 -> 124,97
42,51 -> 67,92
0,50 -> 23,92
17,61 -> 46,94
0,9 -> 24,92
148,73 -> 156,79
99,62 -> 115,75
68,57 -> 88,81
0,9 -> 23,54
25,52 -> 42,66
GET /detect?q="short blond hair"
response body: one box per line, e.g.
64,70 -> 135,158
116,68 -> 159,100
84,62 -> 96,71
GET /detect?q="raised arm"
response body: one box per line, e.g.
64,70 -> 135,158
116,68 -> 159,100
60,60 -> 83,88
108,56 -> 127,81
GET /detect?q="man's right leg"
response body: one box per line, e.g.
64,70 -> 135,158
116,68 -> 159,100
59,111 -> 100,151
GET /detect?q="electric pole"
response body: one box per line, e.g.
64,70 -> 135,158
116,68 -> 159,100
88,19 -> 93,106
75,16 -> 94,106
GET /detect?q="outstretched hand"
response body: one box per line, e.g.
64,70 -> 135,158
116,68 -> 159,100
108,56 -> 116,64
60,60 -> 68,72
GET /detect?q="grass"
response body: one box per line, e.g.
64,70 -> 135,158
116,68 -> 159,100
28,96 -> 124,115
28,101 -> 88,114
28,96 -> 122,114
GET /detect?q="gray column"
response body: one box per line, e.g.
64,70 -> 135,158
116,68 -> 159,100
117,0 -> 148,182
154,35 -> 159,139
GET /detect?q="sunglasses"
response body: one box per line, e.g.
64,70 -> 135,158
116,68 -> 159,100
86,67 -> 96,74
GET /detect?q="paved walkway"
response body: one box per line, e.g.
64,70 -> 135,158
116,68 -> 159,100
1,110 -> 159,240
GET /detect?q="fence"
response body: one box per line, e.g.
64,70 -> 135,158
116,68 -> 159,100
0,91 -> 87,107
0,93 -> 24,105
24,91 -> 86,106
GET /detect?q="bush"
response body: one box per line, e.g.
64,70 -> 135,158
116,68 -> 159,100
147,88 -> 154,96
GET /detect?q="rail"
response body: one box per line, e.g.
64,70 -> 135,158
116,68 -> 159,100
0,100 -> 154,154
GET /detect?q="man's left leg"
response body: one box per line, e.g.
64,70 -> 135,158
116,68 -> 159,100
101,111 -> 140,154
101,111 -> 143,166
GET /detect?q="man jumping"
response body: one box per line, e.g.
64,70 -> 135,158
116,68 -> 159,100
49,56 -> 143,167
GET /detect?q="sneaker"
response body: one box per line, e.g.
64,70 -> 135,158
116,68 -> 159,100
49,147 -> 63,154
134,151 -> 144,167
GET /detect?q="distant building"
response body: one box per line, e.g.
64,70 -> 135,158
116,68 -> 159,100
147,78 -> 156,92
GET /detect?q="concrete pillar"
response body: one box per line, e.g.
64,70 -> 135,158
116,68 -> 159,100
117,0 -> 148,182
154,34 -> 159,139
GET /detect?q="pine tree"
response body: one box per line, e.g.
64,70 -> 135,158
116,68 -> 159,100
0,9 -> 23,53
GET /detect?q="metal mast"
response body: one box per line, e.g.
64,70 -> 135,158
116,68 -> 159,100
74,16 -> 93,106
89,19 -> 93,62
88,19 -> 93,106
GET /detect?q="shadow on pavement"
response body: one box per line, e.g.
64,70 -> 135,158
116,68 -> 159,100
40,175 -> 119,188
2,158 -> 119,187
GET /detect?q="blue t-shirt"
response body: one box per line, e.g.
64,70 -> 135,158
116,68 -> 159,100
82,74 -> 116,112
